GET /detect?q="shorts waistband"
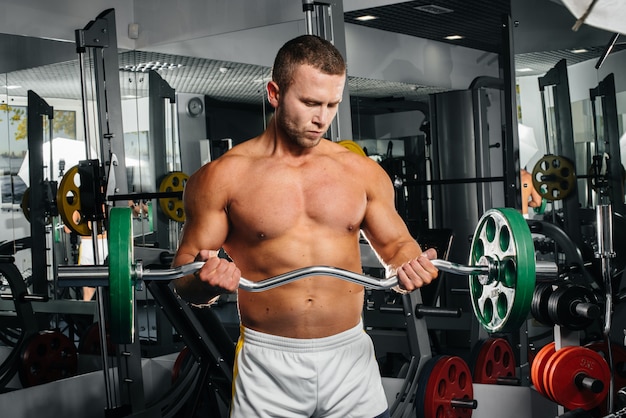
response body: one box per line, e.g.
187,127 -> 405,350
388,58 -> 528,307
240,321 -> 364,353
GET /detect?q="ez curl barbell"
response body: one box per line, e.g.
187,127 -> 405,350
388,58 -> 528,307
58,207 -> 554,343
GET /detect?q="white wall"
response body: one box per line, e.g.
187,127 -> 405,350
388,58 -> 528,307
0,0 -> 364,58
0,0 -> 136,49
345,25 -> 499,90
374,111 -> 425,139
132,0 -> 303,51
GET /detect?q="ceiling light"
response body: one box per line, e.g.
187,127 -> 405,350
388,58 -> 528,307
356,15 -> 378,21
571,48 -> 588,53
218,67 -> 230,74
516,68 -> 533,72
1,85 -> 22,90
121,62 -> 183,72
253,76 -> 272,83
414,4 -> 454,14
444,35 -> 464,40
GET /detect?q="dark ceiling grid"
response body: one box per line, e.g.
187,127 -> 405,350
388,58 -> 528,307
514,43 -> 626,75
344,1 -> 625,78
344,0 -> 511,54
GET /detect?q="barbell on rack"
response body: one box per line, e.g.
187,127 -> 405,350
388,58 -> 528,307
56,165 -> 189,237
58,207 -> 556,343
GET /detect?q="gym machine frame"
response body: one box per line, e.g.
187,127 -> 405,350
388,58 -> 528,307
26,91 -> 55,299
74,9 -> 143,415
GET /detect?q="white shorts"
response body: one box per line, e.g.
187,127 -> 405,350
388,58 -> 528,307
78,237 -> 108,265
231,321 -> 388,418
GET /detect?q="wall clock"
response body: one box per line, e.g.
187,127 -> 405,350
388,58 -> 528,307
186,97 -> 204,117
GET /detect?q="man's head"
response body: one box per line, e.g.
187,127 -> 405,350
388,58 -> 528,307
267,35 -> 346,149
271,35 -> 346,93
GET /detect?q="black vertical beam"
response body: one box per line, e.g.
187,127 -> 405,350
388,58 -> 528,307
148,70 -> 178,350
590,74 -> 624,213
538,59 -> 582,246
27,90 -> 53,297
149,70 -> 176,249
501,11 -> 530,386
501,14 -> 521,209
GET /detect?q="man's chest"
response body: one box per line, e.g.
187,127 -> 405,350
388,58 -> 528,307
226,170 -> 367,239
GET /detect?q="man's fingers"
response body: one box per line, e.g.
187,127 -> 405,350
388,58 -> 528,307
197,255 -> 240,292
422,248 -> 438,260
195,249 -> 220,261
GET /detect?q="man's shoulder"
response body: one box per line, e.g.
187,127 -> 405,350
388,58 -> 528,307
206,141 -> 257,167
325,140 -> 382,171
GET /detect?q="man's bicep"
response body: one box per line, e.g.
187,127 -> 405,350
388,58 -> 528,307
175,206 -> 229,265
174,170 -> 230,266
360,170 -> 416,264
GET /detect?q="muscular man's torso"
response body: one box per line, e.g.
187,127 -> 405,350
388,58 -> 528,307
218,139 -> 371,338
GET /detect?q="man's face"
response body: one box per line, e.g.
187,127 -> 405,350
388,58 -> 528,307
274,64 -> 345,149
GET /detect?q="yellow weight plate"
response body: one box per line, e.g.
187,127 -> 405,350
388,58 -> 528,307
56,165 -> 92,236
531,155 -> 576,201
338,140 -> 367,157
158,171 -> 188,222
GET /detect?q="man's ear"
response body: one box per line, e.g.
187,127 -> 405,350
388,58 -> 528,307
267,81 -> 279,108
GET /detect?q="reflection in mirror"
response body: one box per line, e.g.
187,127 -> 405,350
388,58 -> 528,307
617,90 -> 626,198
513,4 -> 626,353
0,35 -> 80,293
121,50 -> 152,195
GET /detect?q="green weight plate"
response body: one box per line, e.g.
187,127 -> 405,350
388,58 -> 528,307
109,207 -> 135,344
533,197 -> 547,215
469,208 -> 536,333
147,201 -> 154,231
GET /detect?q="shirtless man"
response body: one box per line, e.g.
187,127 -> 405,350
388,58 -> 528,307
173,35 -> 438,418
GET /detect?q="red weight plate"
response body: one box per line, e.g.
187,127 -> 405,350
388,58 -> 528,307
545,346 -> 611,411
78,322 -> 115,356
423,355 -> 474,418
473,338 -> 516,384
531,342 -> 555,397
171,346 -> 190,383
584,341 -> 626,415
19,330 -> 78,387
543,347 -> 576,402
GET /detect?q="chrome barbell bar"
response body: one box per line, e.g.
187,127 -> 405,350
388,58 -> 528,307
58,258 -> 557,291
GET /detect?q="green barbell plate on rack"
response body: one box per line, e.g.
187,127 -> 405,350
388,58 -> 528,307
469,208 -> 536,333
109,207 -> 135,344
